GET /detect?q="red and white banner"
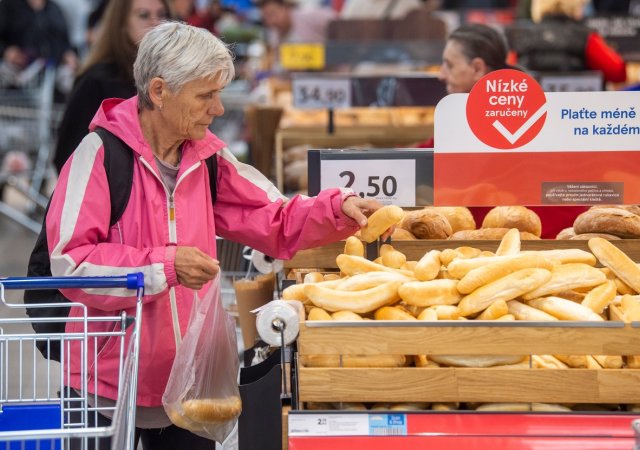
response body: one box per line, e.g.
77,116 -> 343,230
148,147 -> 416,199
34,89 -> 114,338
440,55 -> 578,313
434,69 -> 640,206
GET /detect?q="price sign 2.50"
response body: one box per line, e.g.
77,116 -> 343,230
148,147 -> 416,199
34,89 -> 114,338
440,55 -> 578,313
340,171 -> 398,198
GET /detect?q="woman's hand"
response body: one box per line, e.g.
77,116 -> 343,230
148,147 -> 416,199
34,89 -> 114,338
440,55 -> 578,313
341,196 -> 396,240
175,246 -> 219,290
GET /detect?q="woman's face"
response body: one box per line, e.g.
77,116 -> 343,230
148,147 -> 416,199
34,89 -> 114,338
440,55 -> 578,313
128,0 -> 168,45
161,75 -> 226,141
439,40 -> 487,94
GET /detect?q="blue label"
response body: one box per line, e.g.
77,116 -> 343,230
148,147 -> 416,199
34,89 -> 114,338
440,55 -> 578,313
369,414 -> 407,436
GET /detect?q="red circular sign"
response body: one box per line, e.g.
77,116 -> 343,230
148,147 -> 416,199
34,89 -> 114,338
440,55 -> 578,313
466,69 -> 547,149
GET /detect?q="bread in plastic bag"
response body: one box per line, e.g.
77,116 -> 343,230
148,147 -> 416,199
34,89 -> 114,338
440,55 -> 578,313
163,276 -> 241,442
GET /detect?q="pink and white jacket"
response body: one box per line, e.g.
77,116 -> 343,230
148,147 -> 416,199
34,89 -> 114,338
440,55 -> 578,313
47,96 -> 359,407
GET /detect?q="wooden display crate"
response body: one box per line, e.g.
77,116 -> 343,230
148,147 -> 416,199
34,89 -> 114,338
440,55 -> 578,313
275,126 -> 433,192
296,321 -> 640,405
289,238 -> 640,406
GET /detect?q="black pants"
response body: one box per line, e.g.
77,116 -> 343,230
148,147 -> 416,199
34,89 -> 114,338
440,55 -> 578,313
66,390 -> 215,450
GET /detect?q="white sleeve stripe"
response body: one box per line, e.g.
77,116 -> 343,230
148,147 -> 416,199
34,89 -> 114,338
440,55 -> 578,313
217,147 -> 287,202
50,132 -> 169,292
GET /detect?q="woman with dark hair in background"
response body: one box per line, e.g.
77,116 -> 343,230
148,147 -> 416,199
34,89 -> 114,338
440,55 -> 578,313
53,0 -> 170,173
427,23 -> 588,238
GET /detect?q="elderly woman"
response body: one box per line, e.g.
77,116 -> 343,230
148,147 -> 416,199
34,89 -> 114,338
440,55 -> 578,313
48,21 -> 381,448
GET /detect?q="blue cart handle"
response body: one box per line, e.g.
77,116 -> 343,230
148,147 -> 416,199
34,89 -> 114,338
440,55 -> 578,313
0,273 -> 144,290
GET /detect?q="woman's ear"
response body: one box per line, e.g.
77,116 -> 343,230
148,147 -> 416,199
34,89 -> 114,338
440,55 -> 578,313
148,77 -> 166,110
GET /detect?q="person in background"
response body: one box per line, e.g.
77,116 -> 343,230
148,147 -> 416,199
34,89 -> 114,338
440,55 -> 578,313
339,0 -> 423,19
512,0 -> 626,83
53,0 -> 170,173
0,0 -> 78,78
428,23 -> 588,238
257,0 -> 335,53
48,21 -> 384,448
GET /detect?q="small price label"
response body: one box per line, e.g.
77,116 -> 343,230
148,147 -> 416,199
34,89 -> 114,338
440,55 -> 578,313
280,43 -> 325,70
289,413 -> 369,437
320,159 -> 416,206
292,78 -> 351,109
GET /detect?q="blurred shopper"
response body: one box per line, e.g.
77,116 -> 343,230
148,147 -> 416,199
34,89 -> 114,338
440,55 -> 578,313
257,0 -> 335,45
429,24 -> 588,238
339,0 -> 422,19
53,0 -> 170,173
0,0 -> 77,79
512,0 -> 626,83
49,21 -> 383,448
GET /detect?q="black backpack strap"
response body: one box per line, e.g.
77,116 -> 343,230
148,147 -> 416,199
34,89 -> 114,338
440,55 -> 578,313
205,153 -> 218,205
94,127 -> 134,225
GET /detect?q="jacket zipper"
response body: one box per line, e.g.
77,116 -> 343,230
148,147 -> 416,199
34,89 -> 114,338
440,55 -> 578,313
141,157 -> 203,350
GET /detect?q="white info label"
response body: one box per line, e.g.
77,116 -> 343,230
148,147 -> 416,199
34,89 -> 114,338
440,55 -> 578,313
320,159 -> 416,206
289,414 -> 369,437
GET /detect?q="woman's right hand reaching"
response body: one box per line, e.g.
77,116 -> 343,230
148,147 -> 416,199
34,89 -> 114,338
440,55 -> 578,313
175,246 -> 219,289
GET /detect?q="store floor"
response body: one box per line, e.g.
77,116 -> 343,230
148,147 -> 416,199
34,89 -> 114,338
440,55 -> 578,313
0,197 -> 238,449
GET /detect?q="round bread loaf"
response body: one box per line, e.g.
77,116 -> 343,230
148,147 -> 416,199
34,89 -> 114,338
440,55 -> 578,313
590,204 -> 640,216
481,206 -> 542,237
426,207 -> 476,233
556,227 -> 576,240
573,207 -> 640,238
569,233 -> 622,240
391,228 -> 416,240
401,208 -> 452,239
449,228 -> 540,240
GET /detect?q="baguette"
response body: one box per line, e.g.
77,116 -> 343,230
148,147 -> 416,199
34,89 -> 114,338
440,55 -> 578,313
521,249 -> 596,266
588,237 -> 640,293
431,403 -> 459,411
586,355 -> 603,369
495,313 -> 515,321
335,271 -> 413,291
554,355 -> 589,368
323,273 -> 341,281
439,247 -> 482,266
414,250 -> 441,281
593,354 -> 624,369
303,272 -> 325,284
457,253 -> 553,295
495,228 -> 521,256
416,308 -> 439,321
621,294 -> 640,320
532,355 -> 568,369
600,268 -> 635,295
521,264 -> 606,300
476,300 -> 509,320
526,297 -> 604,321
447,255 -> 509,279
380,244 -> 407,269
389,403 -> 429,411
401,261 -> 418,271
414,355 -> 440,367
331,402 -> 368,411
507,300 -> 559,321
343,236 -> 364,257
374,306 -> 417,321
399,279 -> 461,307
304,280 -> 402,313
581,280 -> 616,314
182,397 -> 242,424
331,310 -> 364,321
458,268 -> 552,317
360,205 -> 404,243
336,254 -> 414,277
307,307 -> 333,321
426,304 -> 461,320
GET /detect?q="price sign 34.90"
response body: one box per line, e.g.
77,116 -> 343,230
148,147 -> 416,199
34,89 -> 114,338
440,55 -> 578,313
292,78 -> 351,110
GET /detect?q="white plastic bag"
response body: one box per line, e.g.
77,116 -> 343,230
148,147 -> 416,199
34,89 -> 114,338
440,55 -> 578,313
163,276 -> 241,442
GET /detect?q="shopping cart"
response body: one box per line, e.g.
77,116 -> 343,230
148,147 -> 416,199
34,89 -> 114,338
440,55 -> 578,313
0,273 -> 144,449
0,60 -> 63,233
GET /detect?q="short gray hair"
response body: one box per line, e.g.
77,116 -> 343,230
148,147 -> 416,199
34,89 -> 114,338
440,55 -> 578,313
134,21 -> 235,110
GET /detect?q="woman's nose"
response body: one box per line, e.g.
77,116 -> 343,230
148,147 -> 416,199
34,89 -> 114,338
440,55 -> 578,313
209,98 -> 224,116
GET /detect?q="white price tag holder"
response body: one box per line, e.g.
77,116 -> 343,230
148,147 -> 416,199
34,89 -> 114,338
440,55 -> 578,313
308,149 -> 433,207
292,77 -> 351,110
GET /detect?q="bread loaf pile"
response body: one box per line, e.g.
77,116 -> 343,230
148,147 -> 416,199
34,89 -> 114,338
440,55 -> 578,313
557,205 -> 640,240
392,205 -> 543,240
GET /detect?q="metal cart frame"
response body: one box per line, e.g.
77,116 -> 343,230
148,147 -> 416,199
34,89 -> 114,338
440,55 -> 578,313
0,273 -> 144,449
